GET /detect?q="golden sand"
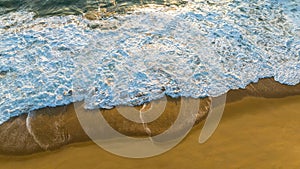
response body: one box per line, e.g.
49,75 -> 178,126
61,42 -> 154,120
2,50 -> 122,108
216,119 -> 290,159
1,95 -> 300,169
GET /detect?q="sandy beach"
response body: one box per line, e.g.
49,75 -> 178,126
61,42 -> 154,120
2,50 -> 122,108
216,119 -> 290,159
1,0 -> 299,168
0,94 -> 300,168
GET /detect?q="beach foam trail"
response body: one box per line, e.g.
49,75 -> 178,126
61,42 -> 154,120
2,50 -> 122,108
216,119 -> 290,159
0,0 -> 299,124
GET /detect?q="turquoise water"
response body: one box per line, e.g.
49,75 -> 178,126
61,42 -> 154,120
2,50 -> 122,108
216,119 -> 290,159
0,0 -> 299,124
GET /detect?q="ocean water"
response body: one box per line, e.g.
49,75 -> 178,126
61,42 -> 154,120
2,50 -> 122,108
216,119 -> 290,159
0,0 -> 299,124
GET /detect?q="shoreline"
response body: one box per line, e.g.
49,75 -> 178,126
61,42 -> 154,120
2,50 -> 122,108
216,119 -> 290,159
1,77 -> 300,155
1,94 -> 300,168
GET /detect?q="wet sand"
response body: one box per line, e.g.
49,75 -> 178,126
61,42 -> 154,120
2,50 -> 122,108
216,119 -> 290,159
1,78 -> 300,155
1,95 -> 300,168
0,78 -> 300,156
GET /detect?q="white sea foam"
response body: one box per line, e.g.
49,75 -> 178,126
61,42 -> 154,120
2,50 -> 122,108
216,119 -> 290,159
0,0 -> 299,124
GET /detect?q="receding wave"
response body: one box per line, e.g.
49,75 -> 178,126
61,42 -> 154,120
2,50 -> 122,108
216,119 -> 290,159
0,0 -> 299,124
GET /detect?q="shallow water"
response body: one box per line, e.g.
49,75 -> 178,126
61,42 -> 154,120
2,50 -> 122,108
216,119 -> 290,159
0,0 -> 300,123
0,0 -> 188,16
1,95 -> 300,168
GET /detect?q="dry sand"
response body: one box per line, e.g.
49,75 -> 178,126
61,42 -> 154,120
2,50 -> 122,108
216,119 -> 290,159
1,95 -> 300,169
